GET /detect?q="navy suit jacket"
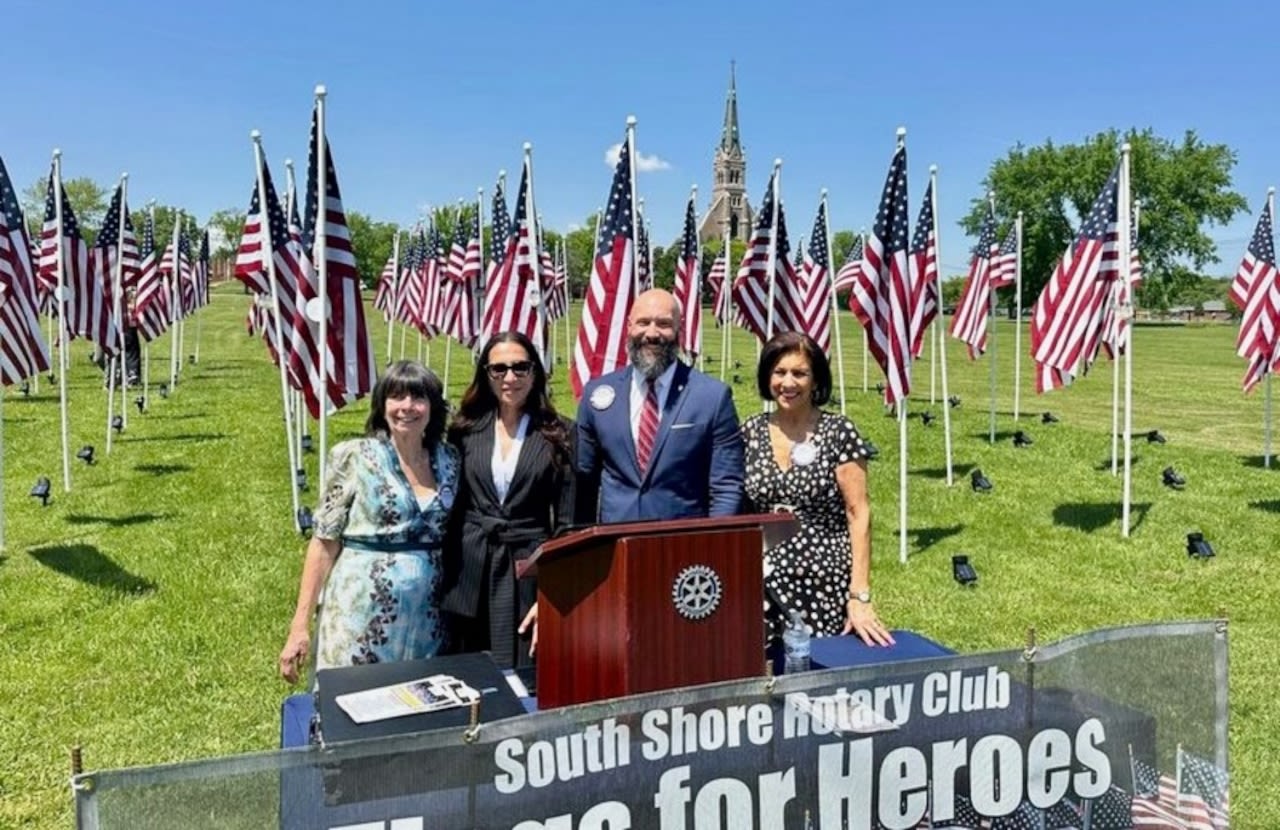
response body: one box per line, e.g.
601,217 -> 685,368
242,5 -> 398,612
575,361 -> 744,523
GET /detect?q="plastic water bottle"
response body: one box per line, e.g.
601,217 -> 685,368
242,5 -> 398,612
782,611 -> 811,674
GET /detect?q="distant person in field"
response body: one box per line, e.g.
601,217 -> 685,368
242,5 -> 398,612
742,332 -> 892,647
279,361 -> 459,684
441,331 -> 575,669
574,288 -> 744,523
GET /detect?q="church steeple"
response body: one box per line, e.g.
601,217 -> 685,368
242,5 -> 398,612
720,61 -> 742,157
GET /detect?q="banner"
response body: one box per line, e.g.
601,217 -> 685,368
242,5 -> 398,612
73,621 -> 1229,829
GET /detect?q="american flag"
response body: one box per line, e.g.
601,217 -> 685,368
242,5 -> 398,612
1229,198 -> 1279,393
989,225 -> 1018,289
133,212 -> 171,342
571,130 -> 637,397
706,251 -> 731,326
481,158 -> 545,357
950,204 -> 998,359
393,228 -> 424,332
158,221 -> 193,325
848,142 -> 913,406
234,160 -> 328,417
419,223 -> 447,336
833,234 -> 864,299
95,183 -> 140,298
1129,754 -> 1182,828
907,180 -> 938,359
0,155 -> 51,385
194,228 -> 210,309
731,170 -> 806,343
636,209 -> 653,292
545,241 -> 569,324
39,167 -> 119,353
672,191 -> 703,357
1030,162 -> 1123,393
798,200 -> 833,355
445,211 -> 483,346
177,229 -> 199,317
374,247 -> 396,321
1177,750 -> 1229,830
303,109 -> 375,409
485,175 -> 511,301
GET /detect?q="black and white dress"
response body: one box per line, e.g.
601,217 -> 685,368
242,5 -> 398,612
741,411 -> 871,639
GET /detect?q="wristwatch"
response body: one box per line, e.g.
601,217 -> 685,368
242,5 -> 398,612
850,590 -> 872,604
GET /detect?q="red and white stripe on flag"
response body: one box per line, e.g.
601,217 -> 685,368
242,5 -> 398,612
0,208 -> 52,384
572,130 -> 637,397
949,207 -> 998,359
798,200 -> 833,355
481,160 -> 545,356
731,173 -> 806,343
848,143 -> 913,405
907,181 -> 938,359
672,192 -> 702,356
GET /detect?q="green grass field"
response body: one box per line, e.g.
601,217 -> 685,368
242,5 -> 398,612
1,285 -> 1276,827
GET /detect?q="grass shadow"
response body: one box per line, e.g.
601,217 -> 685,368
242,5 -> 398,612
65,513 -> 171,528
910,525 -> 964,553
1249,499 -> 1280,513
912,463 -> 976,480
134,463 -> 193,476
1094,455 -> 1144,472
122,432 -> 228,443
29,544 -> 156,595
969,430 -> 1019,443
151,413 -> 208,422
1052,501 -> 1153,534
1240,455 -> 1279,470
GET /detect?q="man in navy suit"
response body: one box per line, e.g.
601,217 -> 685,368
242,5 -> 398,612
576,288 -> 744,523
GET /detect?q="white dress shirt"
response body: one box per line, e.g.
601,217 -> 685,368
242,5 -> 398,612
491,414 -> 530,503
629,362 -> 678,446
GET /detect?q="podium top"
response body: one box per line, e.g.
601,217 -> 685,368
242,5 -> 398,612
517,512 -> 794,578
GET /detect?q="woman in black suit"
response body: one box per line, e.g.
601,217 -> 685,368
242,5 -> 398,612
442,331 -> 574,669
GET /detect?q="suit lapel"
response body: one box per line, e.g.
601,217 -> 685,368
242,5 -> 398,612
643,361 -> 692,483
505,415 -> 541,505
468,412 -> 503,507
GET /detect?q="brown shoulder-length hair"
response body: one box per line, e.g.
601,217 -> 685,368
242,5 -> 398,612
756,331 -> 833,406
448,331 -> 571,467
365,360 -> 448,448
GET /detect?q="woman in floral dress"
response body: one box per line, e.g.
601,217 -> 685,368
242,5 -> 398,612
279,361 -> 459,683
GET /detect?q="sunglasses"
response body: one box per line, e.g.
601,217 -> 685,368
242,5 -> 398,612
485,361 -> 534,379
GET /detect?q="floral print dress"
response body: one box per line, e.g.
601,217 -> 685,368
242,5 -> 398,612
312,437 -> 459,669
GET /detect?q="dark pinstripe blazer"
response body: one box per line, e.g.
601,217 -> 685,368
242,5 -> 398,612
440,412 -> 575,620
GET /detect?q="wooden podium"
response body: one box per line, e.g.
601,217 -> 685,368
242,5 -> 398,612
517,513 -> 794,709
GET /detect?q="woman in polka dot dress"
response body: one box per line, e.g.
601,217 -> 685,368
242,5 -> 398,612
742,332 -> 894,647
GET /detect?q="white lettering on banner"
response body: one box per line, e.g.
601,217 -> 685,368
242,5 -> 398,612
640,703 -> 773,761
654,764 -> 796,830
782,686 -> 910,737
1026,729 -> 1072,806
493,718 -> 632,794
511,801 -> 632,830
1072,719 -> 1112,798
920,667 -> 1010,717
877,747 -> 928,830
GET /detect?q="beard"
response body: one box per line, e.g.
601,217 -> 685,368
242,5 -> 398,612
628,335 -> 678,379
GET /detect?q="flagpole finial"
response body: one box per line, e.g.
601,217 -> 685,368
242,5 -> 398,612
315,84 -> 327,98
250,129 -> 262,143
929,164 -> 938,174
52,148 -> 61,159
773,158 -> 782,170
1121,142 -> 1131,154
121,172 -> 129,182
285,158 -> 293,170
820,187 -> 828,198
896,126 -> 906,143
691,184 -> 698,197
148,198 -> 157,208
523,142 -> 532,153
626,115 -> 637,127
1268,186 -> 1275,196
478,186 -> 484,195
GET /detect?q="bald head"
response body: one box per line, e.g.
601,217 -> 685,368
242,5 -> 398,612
629,289 -> 681,330
628,289 -> 681,378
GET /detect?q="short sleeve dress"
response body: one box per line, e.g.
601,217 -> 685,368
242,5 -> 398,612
741,411 -> 871,639
312,437 -> 460,669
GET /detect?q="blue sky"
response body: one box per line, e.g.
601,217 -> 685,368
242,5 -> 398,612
4,0 -> 1275,275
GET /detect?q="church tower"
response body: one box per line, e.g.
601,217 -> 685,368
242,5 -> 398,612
698,62 -> 754,245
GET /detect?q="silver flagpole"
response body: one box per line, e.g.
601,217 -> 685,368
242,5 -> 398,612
168,210 -> 181,394
860,227 -> 869,392
987,191 -> 998,444
820,189 -> 847,415
720,217 -> 731,382
106,174 -> 128,454
931,166 -> 955,487
143,201 -> 155,408
1012,211 -> 1024,421
895,127 -> 908,565
314,86 -> 331,490
1119,144 -> 1135,537
476,187 -> 486,359
52,150 -> 72,492
1267,187 -> 1277,469
524,144 -> 548,364
387,230 -> 400,365
764,159 -> 782,343
251,130 -> 303,530
625,118 -> 641,297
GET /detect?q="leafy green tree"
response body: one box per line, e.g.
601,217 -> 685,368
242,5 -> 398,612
960,129 -> 1247,310
345,211 -> 400,287
23,176 -> 109,243
205,208 -> 247,262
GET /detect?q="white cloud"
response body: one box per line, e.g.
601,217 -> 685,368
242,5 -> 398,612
604,143 -> 671,173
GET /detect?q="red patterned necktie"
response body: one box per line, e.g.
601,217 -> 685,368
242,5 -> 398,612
636,379 -> 659,472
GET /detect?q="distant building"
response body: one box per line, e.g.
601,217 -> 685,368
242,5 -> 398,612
698,63 -> 754,245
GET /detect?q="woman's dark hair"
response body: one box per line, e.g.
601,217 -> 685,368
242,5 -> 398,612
365,360 -> 448,448
448,332 -> 571,467
756,331 -> 833,406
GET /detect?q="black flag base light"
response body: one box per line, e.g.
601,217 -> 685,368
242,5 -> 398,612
971,469 -> 993,492
158,383 -> 169,399
297,507 -> 314,536
1186,532 -> 1214,558
19,382 -> 30,397
295,468 -> 308,491
188,355 -> 196,364
863,441 -> 880,460
921,411 -> 936,426
47,373 -> 55,384
76,446 -> 95,465
1012,430 -> 1033,448
948,395 -> 961,408
1162,467 -> 1186,489
111,415 -> 124,434
875,382 -> 886,395
134,396 -> 146,413
30,477 -> 52,507
952,555 -> 978,586
1146,430 -> 1166,445
301,434 -> 313,453
1042,411 -> 1059,424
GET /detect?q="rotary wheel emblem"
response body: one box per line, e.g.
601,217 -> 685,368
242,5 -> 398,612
672,565 -> 722,620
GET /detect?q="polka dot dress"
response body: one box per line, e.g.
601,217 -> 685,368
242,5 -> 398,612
742,411 -> 870,639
